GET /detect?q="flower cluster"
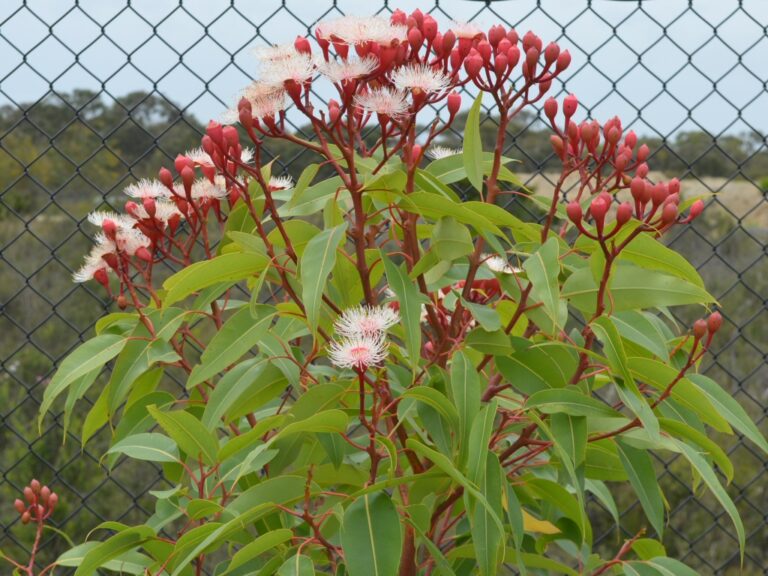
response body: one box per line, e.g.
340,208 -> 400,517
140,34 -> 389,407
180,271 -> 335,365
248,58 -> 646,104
13,479 -> 58,526
328,306 -> 399,370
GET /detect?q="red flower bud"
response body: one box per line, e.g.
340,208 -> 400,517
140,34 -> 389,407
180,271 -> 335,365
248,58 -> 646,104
174,154 -> 189,175
522,30 -> 540,52
328,99 -> 341,124
607,126 -> 620,144
48,493 -> 58,508
294,35 -> 311,55
447,92 -> 461,117
636,162 -> 649,178
40,486 -> 51,504
556,49 -> 571,72
550,134 -> 565,157
21,511 -> 31,525
14,499 -> 26,514
206,121 -> 224,149
707,311 -> 723,333
506,45 -> 521,68
525,47 -> 539,69
222,125 -> 239,148
616,202 -> 633,225
590,197 -> 609,226
423,16 -> 438,41
411,8 -> 424,27
477,40 -> 492,64
661,202 -> 678,224
135,246 -> 153,263
142,197 -> 156,218
102,218 -> 117,240
391,9 -> 407,26
24,487 -> 34,503
93,268 -> 109,288
408,27 -> 423,51
637,143 -> 650,162
442,30 -> 456,54
507,29 -> 519,45
651,183 -> 668,205
544,42 -> 560,64
566,200 -> 582,224
668,178 -> 680,195
158,167 -> 174,189
689,199 -> 704,220
464,52 -> 484,79
630,177 -> 646,202
625,130 -> 637,149
544,97 -> 558,120
494,54 -> 508,76
693,319 -> 708,340
181,166 -> 195,193
411,144 -> 422,165
563,94 -> 578,119
489,25 -> 506,47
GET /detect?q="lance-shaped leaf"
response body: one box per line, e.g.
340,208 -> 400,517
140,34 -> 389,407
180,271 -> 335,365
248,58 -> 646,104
72,525 -> 155,576
382,255 -> 425,369
341,492 -> 403,576
163,251 -> 269,306
432,216 -> 474,261
39,334 -> 128,430
615,438 -> 665,538
147,406 -> 219,466
187,305 -> 276,388
222,529 -> 292,575
470,452 -> 505,576
277,554 -> 316,576
300,222 -> 347,333
463,93 -> 484,193
107,433 -> 180,464
592,316 -> 660,441
448,351 -> 481,462
523,237 -> 564,334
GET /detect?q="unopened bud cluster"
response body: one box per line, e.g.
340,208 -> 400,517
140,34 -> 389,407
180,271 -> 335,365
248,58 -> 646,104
14,479 -> 58,525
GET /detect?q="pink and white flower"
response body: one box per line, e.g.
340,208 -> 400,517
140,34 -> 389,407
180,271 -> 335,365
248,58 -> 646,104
334,305 -> 400,338
427,146 -> 461,160
328,334 -> 389,369
317,16 -> 407,46
124,179 -> 170,199
354,87 -> 410,118
392,64 -> 452,95
269,175 -> 294,190
319,56 -> 379,83
450,21 -> 483,40
73,243 -> 113,283
191,176 -> 229,200
260,53 -> 315,85
131,200 -> 184,224
253,43 -> 300,64
483,254 -> 521,274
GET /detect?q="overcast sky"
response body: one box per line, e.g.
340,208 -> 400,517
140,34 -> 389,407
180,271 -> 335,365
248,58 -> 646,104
1,0 -> 767,138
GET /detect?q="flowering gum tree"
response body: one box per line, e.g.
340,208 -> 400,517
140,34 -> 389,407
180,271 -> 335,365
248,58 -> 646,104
32,9 -> 767,576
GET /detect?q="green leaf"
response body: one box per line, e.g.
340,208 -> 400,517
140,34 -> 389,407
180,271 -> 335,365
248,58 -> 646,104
402,387 -> 460,429
72,525 -> 155,576
645,557 -> 701,576
592,316 -> 660,441
277,554 -> 316,576
632,539 -> 667,561
659,418 -> 733,483
465,328 -> 513,355
551,413 -> 587,467
465,401 -> 497,484
523,237 -> 564,334
163,252 -> 269,306
563,265 -> 715,312
689,373 -> 768,454
271,409 -> 349,441
39,334 -> 128,429
57,542 -> 152,574
496,342 -> 577,395
187,305 -> 276,388
618,233 -> 705,288
463,93 -> 484,193
448,351 -> 481,462
470,452 -> 505,576
382,256 -> 425,369
107,433 -> 180,464
611,311 -> 670,361
673,439 -> 745,560
223,529 -> 292,575
283,175 -> 346,217
432,216 -> 474,261
201,358 -> 268,428
615,439 -> 665,538
461,300 -> 501,332
401,192 -> 503,237
287,163 -> 320,208
300,222 -> 347,334
341,492 -> 403,576
526,389 -> 620,418
147,406 -> 219,466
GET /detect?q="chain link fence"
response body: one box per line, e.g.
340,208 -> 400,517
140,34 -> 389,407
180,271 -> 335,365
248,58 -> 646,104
0,1 -> 766,573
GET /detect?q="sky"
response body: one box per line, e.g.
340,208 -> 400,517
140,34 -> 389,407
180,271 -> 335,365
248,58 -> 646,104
0,0 -> 767,139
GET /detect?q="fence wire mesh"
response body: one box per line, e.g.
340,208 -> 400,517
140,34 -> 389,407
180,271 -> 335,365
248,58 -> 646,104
0,1 -> 766,574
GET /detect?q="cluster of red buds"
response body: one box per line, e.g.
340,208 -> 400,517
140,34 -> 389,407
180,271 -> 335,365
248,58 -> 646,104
692,311 -> 723,347
543,95 -> 704,239
14,479 -> 58,525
